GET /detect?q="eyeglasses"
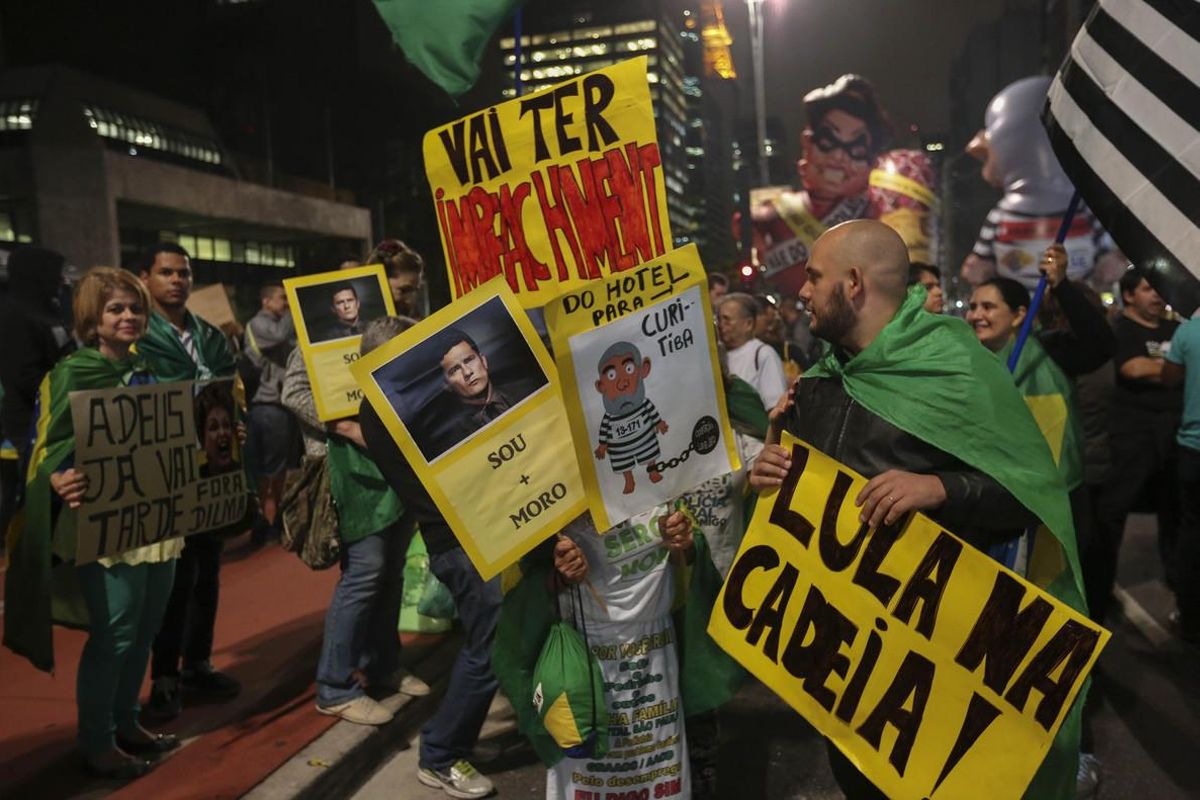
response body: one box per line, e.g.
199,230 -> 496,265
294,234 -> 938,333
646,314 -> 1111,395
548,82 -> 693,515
813,125 -> 872,162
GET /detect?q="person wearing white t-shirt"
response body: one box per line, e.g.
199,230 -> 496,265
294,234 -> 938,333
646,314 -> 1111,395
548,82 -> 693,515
717,292 -> 788,408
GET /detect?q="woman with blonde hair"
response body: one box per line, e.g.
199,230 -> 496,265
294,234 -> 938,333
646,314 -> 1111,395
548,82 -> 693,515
3,267 -> 182,778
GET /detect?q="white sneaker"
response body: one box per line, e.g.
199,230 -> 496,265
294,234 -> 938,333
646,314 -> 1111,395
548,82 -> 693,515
316,695 -> 394,726
417,760 -> 494,799
374,667 -> 431,697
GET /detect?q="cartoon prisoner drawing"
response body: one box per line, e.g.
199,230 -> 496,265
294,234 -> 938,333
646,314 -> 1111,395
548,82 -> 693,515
593,341 -> 669,494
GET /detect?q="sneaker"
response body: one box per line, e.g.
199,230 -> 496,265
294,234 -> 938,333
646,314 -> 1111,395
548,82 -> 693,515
316,695 -> 394,726
372,667 -> 431,698
142,676 -> 182,722
181,661 -> 241,699
417,760 -> 494,799
1076,752 -> 1101,799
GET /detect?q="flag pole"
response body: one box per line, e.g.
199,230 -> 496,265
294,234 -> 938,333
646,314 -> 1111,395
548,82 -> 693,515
1007,191 -> 1081,372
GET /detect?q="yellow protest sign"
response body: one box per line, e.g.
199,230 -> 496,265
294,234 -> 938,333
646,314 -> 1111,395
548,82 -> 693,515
708,433 -> 1109,800
69,379 -> 248,564
285,265 -> 396,421
545,244 -> 740,532
424,56 -> 672,309
352,279 -> 587,580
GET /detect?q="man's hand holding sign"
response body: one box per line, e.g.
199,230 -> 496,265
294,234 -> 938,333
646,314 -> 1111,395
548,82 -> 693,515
725,219 -> 1108,799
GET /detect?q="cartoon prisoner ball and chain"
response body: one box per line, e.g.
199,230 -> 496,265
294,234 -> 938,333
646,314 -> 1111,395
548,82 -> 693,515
593,340 -> 720,495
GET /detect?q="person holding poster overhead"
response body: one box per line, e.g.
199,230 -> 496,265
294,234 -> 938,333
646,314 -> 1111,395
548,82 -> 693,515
134,243 -> 242,721
749,220 -> 1087,799
4,267 -> 182,778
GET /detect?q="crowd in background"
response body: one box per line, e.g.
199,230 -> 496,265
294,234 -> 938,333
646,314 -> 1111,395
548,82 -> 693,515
1,223 -> 1196,799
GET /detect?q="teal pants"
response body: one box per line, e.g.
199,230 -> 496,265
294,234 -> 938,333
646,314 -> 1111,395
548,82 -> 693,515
75,559 -> 176,756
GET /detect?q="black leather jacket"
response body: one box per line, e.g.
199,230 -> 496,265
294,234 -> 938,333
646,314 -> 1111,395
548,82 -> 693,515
782,374 -> 1037,551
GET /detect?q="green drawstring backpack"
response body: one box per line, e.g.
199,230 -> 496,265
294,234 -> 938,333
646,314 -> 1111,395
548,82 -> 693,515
530,584 -> 608,758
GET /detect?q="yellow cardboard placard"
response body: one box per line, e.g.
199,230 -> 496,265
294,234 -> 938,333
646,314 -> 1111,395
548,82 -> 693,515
351,279 -> 587,580
709,433 -> 1109,800
424,56 -> 672,309
284,265 -> 396,421
544,244 -> 740,532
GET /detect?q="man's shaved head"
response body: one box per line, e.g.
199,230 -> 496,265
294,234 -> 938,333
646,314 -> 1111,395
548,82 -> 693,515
814,219 -> 911,302
801,219 -> 912,352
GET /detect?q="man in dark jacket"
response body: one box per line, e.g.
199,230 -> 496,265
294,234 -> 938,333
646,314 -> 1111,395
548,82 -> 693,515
0,246 -> 75,461
751,220 -> 1078,798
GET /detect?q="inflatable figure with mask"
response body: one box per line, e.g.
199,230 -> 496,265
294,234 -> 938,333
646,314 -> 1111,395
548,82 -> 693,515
961,75 -> 1124,290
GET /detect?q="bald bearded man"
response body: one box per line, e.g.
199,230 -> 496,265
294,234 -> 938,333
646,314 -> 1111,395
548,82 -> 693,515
751,221 -> 1087,799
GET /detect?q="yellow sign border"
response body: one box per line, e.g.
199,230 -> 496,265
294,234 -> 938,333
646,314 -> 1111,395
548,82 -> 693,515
284,264 -> 397,421
546,244 -> 741,532
351,277 -> 587,579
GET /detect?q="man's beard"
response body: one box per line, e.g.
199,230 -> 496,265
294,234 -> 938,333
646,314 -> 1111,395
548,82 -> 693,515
602,380 -> 645,416
810,284 -> 856,345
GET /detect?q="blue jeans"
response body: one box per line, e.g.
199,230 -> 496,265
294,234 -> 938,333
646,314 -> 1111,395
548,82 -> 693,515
316,519 -> 413,706
76,559 -> 176,756
419,547 -> 501,771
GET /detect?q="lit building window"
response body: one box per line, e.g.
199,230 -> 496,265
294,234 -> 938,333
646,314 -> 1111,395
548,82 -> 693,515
0,99 -> 38,131
614,20 -> 656,35
158,230 -> 296,267
83,105 -> 223,166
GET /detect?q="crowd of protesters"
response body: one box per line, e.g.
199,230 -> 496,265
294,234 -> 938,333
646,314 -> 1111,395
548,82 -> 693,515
1,216 -> 1196,800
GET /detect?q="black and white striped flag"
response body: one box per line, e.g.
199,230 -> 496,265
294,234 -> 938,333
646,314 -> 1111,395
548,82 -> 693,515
1043,0 -> 1200,314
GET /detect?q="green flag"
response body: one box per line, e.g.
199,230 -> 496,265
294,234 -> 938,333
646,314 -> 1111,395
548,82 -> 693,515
804,286 -> 1087,800
1000,335 -> 1084,492
372,0 -> 523,97
3,349 -> 151,672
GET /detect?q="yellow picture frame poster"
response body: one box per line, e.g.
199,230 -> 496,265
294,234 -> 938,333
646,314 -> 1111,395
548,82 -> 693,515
708,433 -> 1110,800
423,56 -> 672,309
351,279 -> 587,580
544,244 -> 741,532
284,264 -> 396,421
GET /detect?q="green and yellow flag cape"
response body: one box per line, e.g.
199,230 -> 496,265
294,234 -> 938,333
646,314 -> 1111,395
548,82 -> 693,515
3,349 -> 150,672
1000,335 -> 1084,492
804,286 -> 1087,800
135,310 -> 236,382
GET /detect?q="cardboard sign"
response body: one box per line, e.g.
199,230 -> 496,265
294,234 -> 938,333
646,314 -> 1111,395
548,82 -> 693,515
545,244 -> 740,532
285,264 -> 396,421
187,283 -> 242,337
708,434 -> 1109,800
352,279 -> 586,580
70,379 -> 249,564
424,56 -> 672,309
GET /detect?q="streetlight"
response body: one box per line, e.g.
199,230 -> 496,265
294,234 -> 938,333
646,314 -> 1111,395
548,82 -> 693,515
746,0 -> 771,188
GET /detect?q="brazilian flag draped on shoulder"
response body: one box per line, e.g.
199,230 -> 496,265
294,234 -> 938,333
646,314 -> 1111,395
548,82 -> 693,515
491,525 -> 745,768
372,0 -> 523,98
3,349 -> 150,673
1000,336 -> 1084,492
805,286 -> 1086,800
135,311 -> 235,381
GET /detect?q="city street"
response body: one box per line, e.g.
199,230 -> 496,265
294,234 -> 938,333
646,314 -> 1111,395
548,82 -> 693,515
352,513 -> 1200,800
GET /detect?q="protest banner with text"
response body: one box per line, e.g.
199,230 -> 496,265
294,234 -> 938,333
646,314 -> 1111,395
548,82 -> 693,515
285,264 -> 396,421
352,279 -> 587,580
70,379 -> 249,564
424,56 -> 672,309
545,244 -> 740,532
708,434 -> 1109,800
